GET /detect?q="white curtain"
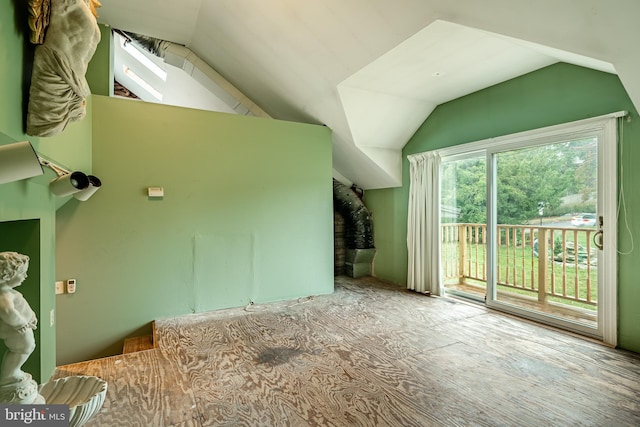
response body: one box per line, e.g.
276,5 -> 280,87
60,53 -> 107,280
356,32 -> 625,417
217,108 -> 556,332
407,151 -> 442,295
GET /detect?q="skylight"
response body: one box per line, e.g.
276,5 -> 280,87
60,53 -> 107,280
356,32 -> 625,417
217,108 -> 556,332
123,66 -> 163,100
117,33 -> 167,81
111,29 -> 264,116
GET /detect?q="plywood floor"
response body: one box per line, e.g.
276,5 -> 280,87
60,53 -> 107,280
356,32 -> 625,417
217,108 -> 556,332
54,276 -> 640,426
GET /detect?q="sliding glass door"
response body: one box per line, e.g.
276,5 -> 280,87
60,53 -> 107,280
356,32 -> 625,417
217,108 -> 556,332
487,137 -> 602,336
441,152 -> 487,302
438,114 -> 619,344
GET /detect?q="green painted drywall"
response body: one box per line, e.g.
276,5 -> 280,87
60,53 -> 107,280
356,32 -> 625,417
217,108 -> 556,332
85,24 -> 112,97
0,1 -> 93,169
1,0 -> 31,139
0,1 -> 53,383
55,96 -> 334,364
0,1 -> 94,380
366,63 -> 640,352
0,175 -> 57,384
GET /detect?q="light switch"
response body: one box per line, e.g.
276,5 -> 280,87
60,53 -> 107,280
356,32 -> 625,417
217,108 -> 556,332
55,281 -> 65,295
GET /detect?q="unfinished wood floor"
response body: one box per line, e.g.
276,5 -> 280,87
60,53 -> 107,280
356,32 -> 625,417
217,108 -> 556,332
54,276 -> 640,426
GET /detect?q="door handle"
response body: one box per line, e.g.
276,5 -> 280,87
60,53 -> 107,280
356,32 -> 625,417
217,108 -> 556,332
593,230 -> 604,250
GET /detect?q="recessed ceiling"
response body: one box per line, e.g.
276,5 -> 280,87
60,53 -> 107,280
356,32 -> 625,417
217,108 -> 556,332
96,1 -> 637,189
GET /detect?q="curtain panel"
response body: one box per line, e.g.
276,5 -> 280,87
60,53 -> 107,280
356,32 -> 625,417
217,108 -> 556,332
407,151 -> 442,295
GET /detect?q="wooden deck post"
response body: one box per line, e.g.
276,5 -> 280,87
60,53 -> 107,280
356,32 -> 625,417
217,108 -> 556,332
537,228 -> 548,303
458,224 -> 467,285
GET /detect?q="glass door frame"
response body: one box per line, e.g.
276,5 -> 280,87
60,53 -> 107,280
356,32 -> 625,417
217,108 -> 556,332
440,150 -> 487,304
484,116 -> 619,345
435,112 -> 622,346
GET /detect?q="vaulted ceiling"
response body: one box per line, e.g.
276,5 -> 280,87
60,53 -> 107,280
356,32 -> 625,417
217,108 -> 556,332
97,0 -> 640,189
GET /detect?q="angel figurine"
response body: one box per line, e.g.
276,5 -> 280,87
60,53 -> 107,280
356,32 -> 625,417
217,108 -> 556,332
0,252 -> 37,387
0,252 -> 44,404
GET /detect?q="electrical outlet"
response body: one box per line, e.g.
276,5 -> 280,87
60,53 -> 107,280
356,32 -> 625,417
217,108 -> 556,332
66,279 -> 76,294
50,309 -> 55,327
55,281 -> 65,295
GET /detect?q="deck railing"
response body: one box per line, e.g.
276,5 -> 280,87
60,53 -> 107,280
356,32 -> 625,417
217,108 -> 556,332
442,223 -> 597,306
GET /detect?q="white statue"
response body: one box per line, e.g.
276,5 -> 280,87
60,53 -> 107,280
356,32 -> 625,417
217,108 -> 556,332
0,252 -> 107,424
0,252 -> 43,404
26,0 -> 102,137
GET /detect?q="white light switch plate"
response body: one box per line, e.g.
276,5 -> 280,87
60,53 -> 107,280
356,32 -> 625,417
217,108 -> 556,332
55,281 -> 65,295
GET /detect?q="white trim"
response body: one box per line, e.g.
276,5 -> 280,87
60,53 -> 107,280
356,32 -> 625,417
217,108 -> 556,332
486,151 -> 498,304
601,118 -> 618,346
430,112 -> 621,344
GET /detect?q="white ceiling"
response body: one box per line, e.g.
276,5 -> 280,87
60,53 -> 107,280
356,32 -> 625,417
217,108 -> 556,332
96,0 -> 639,189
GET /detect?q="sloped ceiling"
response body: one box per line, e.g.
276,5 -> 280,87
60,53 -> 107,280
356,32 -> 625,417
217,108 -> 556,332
97,0 -> 638,189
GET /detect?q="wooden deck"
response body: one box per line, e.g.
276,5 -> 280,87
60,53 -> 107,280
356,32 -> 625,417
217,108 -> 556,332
53,276 -> 640,426
445,281 -> 597,327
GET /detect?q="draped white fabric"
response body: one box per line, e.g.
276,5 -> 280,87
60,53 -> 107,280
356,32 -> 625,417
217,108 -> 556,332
407,151 -> 442,295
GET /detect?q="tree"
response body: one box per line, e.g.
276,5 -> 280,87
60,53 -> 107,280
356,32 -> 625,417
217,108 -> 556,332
441,138 -> 597,225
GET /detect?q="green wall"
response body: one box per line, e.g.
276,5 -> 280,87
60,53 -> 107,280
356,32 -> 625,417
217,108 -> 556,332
366,63 -> 640,352
4,2 -> 333,368
86,24 -> 112,97
0,1 -> 94,381
55,96 -> 334,364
